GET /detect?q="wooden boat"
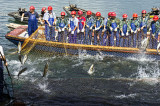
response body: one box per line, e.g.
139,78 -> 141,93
6,23 -> 27,30
63,4 -> 105,19
5,25 -> 28,45
5,25 -> 160,60
8,8 -> 29,24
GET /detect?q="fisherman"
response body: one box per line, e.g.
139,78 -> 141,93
0,46 -> 8,101
93,12 -> 104,45
40,7 -> 47,25
102,12 -> 112,46
43,6 -> 56,41
21,6 -> 42,36
41,7 -> 47,18
107,12 -> 120,46
129,13 -> 139,47
119,14 -> 130,47
56,12 -> 68,42
138,10 -> 149,47
85,10 -> 95,45
68,11 -> 78,43
77,10 -> 86,44
149,15 -> 160,49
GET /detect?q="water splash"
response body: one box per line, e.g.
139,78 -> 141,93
78,49 -> 105,61
127,53 -> 156,63
134,62 -> 160,85
38,82 -> 50,93
137,62 -> 160,78
114,93 -> 137,99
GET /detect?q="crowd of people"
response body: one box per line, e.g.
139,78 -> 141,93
21,6 -> 160,49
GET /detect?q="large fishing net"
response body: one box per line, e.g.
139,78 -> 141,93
20,25 -> 150,58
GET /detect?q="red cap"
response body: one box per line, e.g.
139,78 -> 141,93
133,13 -> 138,18
42,7 -> 46,12
30,6 -> 35,10
153,15 -> 159,21
71,11 -> 76,15
87,10 -> 92,15
96,12 -> 101,17
61,12 -> 65,16
78,10 -> 83,15
122,14 -> 128,18
48,6 -> 53,11
111,12 -> 116,17
108,12 -> 112,16
142,10 -> 147,14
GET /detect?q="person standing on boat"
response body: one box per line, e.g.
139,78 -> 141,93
93,12 -> 104,45
129,13 -> 139,47
41,7 -> 47,22
138,10 -> 149,47
0,46 -> 8,101
107,12 -> 120,46
119,14 -> 131,47
102,12 -> 112,46
21,6 -> 41,36
43,6 -> 56,41
40,7 -> 47,25
68,11 -> 79,43
41,7 -> 47,18
149,15 -> 160,49
85,10 -> 95,45
56,12 -> 68,42
77,10 -> 86,44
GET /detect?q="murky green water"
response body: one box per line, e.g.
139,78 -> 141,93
1,0 -> 160,105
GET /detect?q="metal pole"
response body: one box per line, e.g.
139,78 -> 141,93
0,57 -> 3,101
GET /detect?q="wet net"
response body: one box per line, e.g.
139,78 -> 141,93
21,26 -> 71,57
20,25 -> 160,59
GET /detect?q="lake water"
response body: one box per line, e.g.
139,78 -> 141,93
1,0 -> 160,105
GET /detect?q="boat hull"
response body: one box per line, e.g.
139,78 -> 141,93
5,26 -> 160,60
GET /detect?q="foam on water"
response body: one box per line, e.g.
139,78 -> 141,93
71,50 -> 106,68
127,53 -> 156,63
8,59 -> 22,69
114,93 -> 137,99
78,49 -> 105,61
72,60 -> 83,68
134,62 -> 160,85
137,63 -> 160,78
38,82 -> 51,93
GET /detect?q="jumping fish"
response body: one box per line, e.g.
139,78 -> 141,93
43,62 -> 49,77
88,64 -> 94,75
21,55 -> 27,64
8,51 -> 18,55
157,42 -> 160,54
140,37 -> 149,51
18,54 -> 22,63
8,42 -> 21,55
18,42 -> 21,54
17,67 -> 27,78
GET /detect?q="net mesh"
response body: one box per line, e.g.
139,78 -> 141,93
20,26 -> 70,57
20,25 -> 160,59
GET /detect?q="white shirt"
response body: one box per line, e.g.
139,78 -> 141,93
43,12 -> 56,21
0,46 -> 4,56
68,17 -> 79,27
